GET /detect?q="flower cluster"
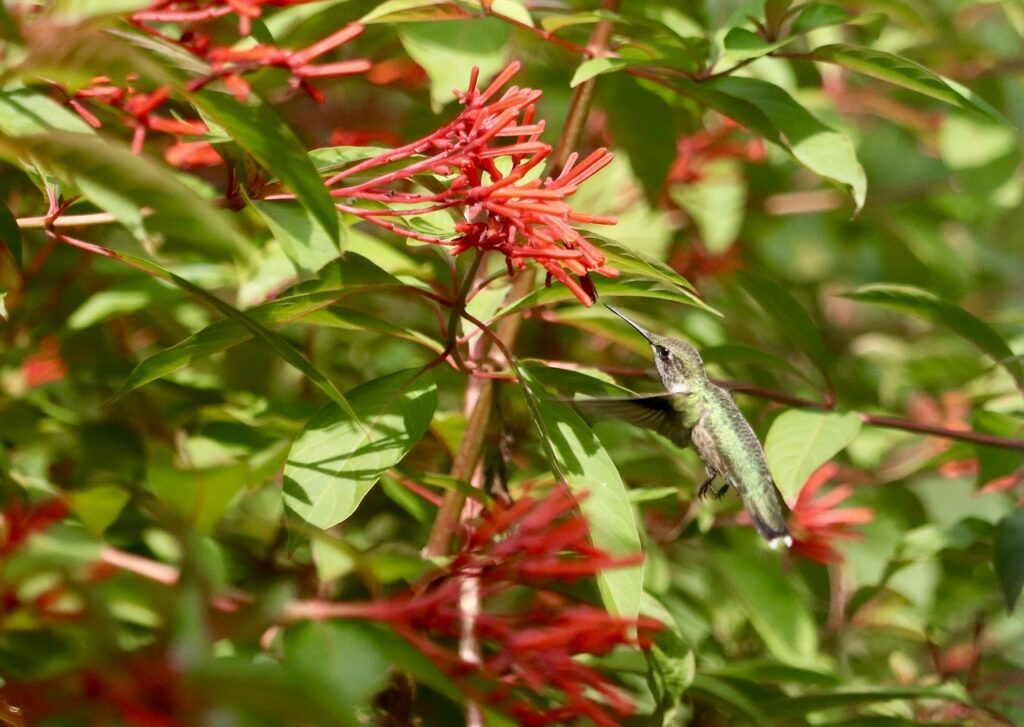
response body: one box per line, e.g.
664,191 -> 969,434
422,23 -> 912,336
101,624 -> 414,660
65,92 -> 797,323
788,463 -> 874,564
319,62 -> 619,305
63,2 -> 368,164
290,486 -> 661,726
667,118 -> 765,186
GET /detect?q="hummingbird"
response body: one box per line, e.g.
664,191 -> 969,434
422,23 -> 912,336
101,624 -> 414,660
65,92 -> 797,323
573,305 -> 792,549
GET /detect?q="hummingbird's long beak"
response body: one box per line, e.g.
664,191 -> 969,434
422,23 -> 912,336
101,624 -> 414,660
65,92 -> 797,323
604,304 -> 654,343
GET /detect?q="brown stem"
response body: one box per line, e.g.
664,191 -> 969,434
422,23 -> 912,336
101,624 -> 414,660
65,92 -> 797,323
715,379 -> 1024,453
422,2 -> 621,559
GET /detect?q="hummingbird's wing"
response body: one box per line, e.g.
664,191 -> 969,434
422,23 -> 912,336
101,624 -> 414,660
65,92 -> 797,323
569,395 -> 691,448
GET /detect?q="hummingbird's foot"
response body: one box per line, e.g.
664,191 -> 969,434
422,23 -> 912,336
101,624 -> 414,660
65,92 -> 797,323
697,472 -> 718,499
712,484 -> 730,500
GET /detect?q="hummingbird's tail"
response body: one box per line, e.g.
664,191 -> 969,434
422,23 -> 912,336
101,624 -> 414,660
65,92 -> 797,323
741,492 -> 793,550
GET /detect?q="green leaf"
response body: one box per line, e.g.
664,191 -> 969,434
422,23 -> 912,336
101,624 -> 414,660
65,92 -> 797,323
92,247 -> 360,421
843,284 -> 1024,390
764,683 -> 969,716
399,19 -> 510,111
705,77 -> 866,211
361,0 -> 465,23
0,202 -> 20,269
69,485 -> 131,536
0,88 -> 94,136
722,28 -> 794,62
48,0 -> 150,19
711,531 -> 821,666
995,508 -> 1024,611
186,658 -> 361,727
0,132 -> 241,256
252,200 -> 342,275
570,57 -> 670,87
192,89 -> 339,245
643,595 -> 695,722
690,674 -> 771,727
283,369 -> 437,529
764,409 -> 861,504
283,621 -> 392,704
604,74 -> 676,204
791,3 -> 850,34
669,159 -> 746,253
737,270 -> 830,378
518,363 -> 643,619
67,278 -> 179,330
117,256 -> 407,396
149,455 -> 249,532
811,44 -> 1007,122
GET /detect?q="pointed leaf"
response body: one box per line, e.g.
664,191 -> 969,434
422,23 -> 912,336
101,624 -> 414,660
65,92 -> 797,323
399,19 -> 510,110
253,200 -> 342,275
705,77 -> 866,210
712,532 -> 821,666
811,44 -> 1007,122
604,74 -> 676,204
843,283 -> 1024,390
518,364 -> 643,619
0,132 -> 241,256
283,369 -> 437,529
192,88 -> 339,244
764,410 -> 861,505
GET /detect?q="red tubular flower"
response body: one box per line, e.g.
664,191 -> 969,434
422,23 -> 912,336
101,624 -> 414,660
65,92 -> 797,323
319,62 -> 618,305
788,463 -> 874,564
289,486 -> 660,725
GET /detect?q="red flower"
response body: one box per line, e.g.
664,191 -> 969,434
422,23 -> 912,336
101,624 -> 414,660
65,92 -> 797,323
288,486 -> 660,726
788,463 -> 874,564
316,62 -> 618,305
1,497 -> 69,556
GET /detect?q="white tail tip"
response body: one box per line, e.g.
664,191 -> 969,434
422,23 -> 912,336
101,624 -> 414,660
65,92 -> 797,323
768,535 -> 794,550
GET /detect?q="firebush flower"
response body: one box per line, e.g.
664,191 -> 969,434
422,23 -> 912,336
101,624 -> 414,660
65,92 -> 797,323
289,486 -> 661,726
788,463 -> 874,564
318,62 -> 619,305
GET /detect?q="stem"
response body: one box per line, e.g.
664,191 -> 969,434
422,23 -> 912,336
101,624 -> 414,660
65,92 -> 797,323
18,211 -> 123,229
423,2 -> 620,560
715,379 -> 1024,452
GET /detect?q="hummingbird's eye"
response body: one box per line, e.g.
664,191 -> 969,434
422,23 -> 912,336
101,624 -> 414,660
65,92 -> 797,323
655,345 -> 670,359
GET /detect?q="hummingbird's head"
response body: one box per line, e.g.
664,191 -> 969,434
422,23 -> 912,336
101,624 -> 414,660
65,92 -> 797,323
605,305 -> 704,391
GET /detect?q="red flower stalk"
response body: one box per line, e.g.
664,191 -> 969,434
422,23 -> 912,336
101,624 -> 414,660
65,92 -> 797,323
67,76 -> 211,157
788,463 -> 874,564
288,486 -> 660,726
131,4 -> 370,102
315,62 -> 618,305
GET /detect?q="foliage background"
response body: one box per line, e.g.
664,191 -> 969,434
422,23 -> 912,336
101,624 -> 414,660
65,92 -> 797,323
1,0 -> 1023,725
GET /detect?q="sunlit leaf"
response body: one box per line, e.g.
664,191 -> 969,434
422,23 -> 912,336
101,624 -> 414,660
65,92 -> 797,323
711,532 -> 821,666
704,77 -> 866,211
253,200 -> 342,275
811,44 -> 1007,122
399,18 -> 510,110
764,409 -> 861,504
192,88 -> 339,244
518,364 -> 643,619
0,132 -> 241,256
284,369 -> 437,529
